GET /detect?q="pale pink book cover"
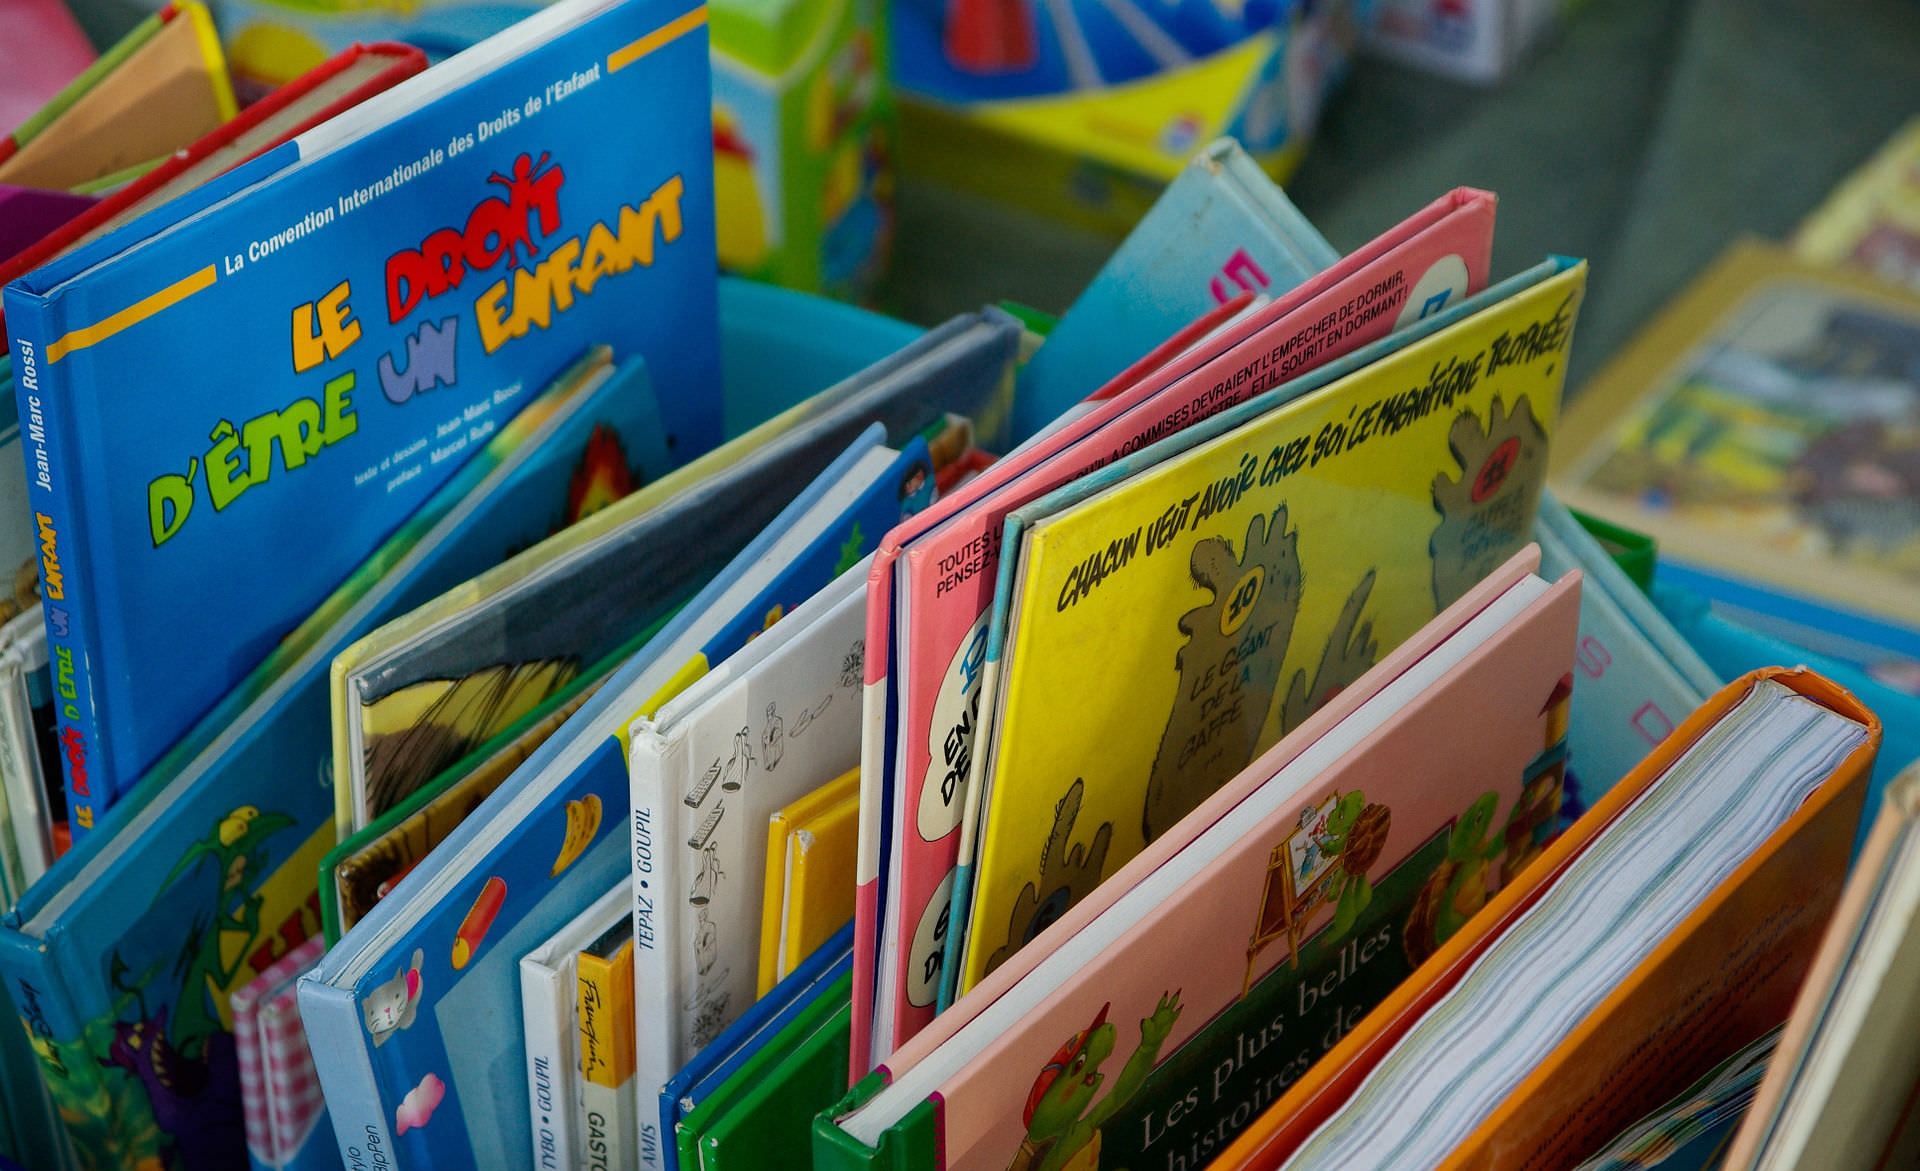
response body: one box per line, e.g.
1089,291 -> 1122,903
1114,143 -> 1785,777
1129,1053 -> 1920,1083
915,572 -> 1579,1169
875,546 -> 1544,1082
871,189 -> 1501,1058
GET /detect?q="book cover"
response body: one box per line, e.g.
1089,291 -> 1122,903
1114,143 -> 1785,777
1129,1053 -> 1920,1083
297,326 -> 1010,1170
1574,1028 -> 1778,1171
0,42 -> 428,293
687,973 -> 853,1171
774,768 -> 859,993
576,919 -> 639,1171
868,188 -> 1497,1052
231,935 -> 332,1171
1724,760 -> 1920,1169
1554,241 -> 1920,651
1221,667 -> 1879,1169
665,923 -> 852,1171
761,769 -> 859,994
628,559 -> 870,1167
1795,116 -> 1920,293
330,310 -> 1013,839
0,1 -> 236,193
1009,138 -> 1339,441
951,260 -> 1583,998
520,880 -> 628,1171
818,564 -> 1582,1170
5,0 -> 720,827
0,347 -> 609,1170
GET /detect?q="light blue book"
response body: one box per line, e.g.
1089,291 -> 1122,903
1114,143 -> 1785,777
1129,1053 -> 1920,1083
1010,137 -> 1337,443
1532,491 -> 1720,809
939,257 -> 1581,1008
299,313 -> 1020,1171
659,924 -> 853,1171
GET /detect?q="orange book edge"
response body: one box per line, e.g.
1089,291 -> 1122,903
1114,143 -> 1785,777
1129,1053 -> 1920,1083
1218,665 -> 1882,1169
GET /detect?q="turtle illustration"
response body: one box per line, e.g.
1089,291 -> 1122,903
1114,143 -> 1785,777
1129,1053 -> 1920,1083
1403,792 -> 1503,967
1314,792 -> 1391,940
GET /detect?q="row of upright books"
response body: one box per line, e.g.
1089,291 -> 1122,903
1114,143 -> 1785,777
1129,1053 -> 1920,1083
0,2 -> 1918,1170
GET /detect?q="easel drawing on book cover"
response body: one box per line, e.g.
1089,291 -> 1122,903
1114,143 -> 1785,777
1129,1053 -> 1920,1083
1244,789 -> 1389,992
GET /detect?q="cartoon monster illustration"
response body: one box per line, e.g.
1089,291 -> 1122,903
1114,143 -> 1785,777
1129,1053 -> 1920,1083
1429,395 -> 1550,608
362,949 -> 424,1046
987,779 -> 1113,977
105,1008 -> 245,1170
1008,993 -> 1183,1171
762,702 -> 786,772
719,726 -> 755,792
1276,570 -> 1380,737
1403,792 -> 1505,966
1145,504 -> 1304,842
1314,792 -> 1392,940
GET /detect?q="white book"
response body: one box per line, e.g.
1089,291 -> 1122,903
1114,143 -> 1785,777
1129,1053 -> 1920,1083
520,882 -> 627,1171
0,606 -> 53,904
628,557 -> 869,1151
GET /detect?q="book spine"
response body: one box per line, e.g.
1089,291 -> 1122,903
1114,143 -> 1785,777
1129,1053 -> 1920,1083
629,727 -> 679,1171
0,924 -> 108,1167
575,942 -> 636,1171
6,289 -> 109,839
298,976 -> 399,1171
519,956 -> 576,1171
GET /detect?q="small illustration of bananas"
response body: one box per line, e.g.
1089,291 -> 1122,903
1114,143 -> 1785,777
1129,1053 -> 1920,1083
551,794 -> 603,877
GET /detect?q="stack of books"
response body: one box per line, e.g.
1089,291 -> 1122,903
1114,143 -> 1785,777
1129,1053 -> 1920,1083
0,4 -> 1916,1171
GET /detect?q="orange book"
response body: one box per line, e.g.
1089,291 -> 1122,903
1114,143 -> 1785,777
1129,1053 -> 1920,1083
1218,666 -> 1880,1170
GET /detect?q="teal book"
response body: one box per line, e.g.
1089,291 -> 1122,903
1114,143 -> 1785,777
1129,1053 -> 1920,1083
4,0 -> 721,832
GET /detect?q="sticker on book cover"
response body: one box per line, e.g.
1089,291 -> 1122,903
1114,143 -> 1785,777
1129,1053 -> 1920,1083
1397,254 -> 1470,327
919,615 -> 989,841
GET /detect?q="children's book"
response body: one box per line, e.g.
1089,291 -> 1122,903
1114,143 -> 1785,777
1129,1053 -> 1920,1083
0,608 -> 56,907
1554,241 -> 1920,683
1010,138 -> 1340,441
949,259 -> 1583,1002
298,325 -> 1012,1169
683,971 -> 853,1171
856,188 -> 1498,1066
759,767 -> 858,995
520,879 -> 627,1171
1225,668 -> 1878,1170
0,0 -> 96,133
1724,760 -> 1920,1170
231,935 -> 333,1171
330,309 -> 1013,838
0,42 -> 428,292
1365,0 -> 1571,85
324,684 -> 603,942
1532,491 -> 1720,801
1795,116 -> 1920,293
665,923 -> 853,1171
817,557 -> 1582,1170
5,0 -> 720,828
1574,1028 -> 1778,1171
0,1 -> 235,193
0,185 -> 96,267
576,917 -> 639,1171
0,348 -> 615,1170
627,556 -> 871,1145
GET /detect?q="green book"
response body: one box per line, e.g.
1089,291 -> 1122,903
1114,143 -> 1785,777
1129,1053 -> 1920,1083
681,973 -> 854,1169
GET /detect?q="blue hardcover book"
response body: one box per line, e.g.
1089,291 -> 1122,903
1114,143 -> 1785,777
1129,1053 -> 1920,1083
660,924 -> 853,1171
4,0 -> 721,833
1652,582 -> 1920,847
0,347 -> 664,1170
1532,491 -> 1720,806
299,318 -> 1019,1171
1009,137 -> 1337,442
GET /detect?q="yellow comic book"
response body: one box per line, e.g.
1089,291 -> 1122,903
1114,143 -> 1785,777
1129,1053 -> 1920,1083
958,262 -> 1586,993
757,767 -> 859,995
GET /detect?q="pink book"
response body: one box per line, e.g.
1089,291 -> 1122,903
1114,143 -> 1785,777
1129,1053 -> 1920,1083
826,556 -> 1582,1169
232,935 -> 328,1165
0,0 -> 95,133
855,187 -> 1500,1072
